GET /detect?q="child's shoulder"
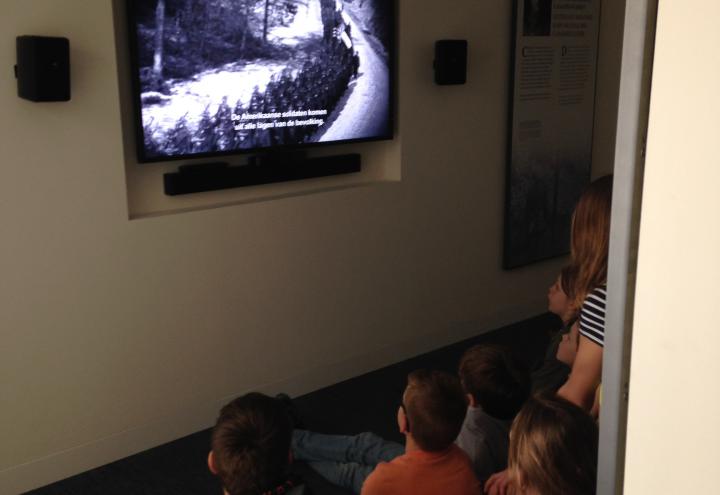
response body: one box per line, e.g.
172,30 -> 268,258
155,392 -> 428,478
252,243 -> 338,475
360,458 -> 404,495
588,285 -> 607,299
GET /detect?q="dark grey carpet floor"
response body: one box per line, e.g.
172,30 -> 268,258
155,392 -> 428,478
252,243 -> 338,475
26,313 -> 557,495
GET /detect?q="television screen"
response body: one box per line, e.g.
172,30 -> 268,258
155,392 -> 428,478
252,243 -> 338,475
127,0 -> 394,163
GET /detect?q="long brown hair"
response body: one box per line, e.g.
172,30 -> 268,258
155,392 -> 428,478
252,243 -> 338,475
569,175 -> 613,310
508,395 -> 598,495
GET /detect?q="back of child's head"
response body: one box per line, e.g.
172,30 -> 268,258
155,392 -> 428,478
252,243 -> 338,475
508,395 -> 598,495
458,344 -> 530,421
403,369 -> 468,452
211,392 -> 293,495
570,174 -> 613,309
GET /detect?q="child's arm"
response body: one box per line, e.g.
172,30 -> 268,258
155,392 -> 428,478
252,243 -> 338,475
557,334 -> 603,411
555,323 -> 579,367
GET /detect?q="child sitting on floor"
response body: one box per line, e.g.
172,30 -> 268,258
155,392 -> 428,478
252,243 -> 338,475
292,369 -> 481,495
208,393 -> 309,495
456,344 -> 530,486
507,395 -> 598,495
531,266 -> 579,393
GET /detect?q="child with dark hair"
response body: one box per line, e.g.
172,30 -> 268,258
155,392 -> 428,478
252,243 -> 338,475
456,345 -> 530,486
531,265 -> 580,394
508,395 -> 598,495
291,369 -> 481,495
208,393 -> 309,495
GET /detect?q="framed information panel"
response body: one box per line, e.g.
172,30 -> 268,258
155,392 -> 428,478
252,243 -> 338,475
504,0 -> 601,268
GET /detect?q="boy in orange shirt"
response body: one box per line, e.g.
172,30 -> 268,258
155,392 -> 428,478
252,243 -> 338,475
361,369 -> 482,495
292,370 -> 481,495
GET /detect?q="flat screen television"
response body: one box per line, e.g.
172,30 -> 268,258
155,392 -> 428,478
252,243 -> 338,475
127,0 -> 394,163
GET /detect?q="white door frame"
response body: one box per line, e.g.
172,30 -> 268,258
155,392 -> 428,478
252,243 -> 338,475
598,0 -> 659,493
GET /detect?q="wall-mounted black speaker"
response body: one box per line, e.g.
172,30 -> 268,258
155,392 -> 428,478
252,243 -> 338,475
163,154 -> 362,196
15,36 -> 70,102
434,40 -> 468,85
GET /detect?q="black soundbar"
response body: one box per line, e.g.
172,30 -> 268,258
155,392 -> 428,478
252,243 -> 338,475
163,153 -> 361,196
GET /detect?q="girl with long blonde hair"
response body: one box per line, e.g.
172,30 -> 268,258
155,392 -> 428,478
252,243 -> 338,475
485,176 -> 612,495
557,174 -> 613,410
507,395 -> 598,495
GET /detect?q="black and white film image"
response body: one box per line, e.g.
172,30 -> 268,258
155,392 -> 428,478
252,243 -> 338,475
504,157 -> 589,268
131,0 -> 393,160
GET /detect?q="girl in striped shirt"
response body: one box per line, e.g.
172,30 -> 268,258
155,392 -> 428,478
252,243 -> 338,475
557,175 -> 613,412
486,177 -> 613,495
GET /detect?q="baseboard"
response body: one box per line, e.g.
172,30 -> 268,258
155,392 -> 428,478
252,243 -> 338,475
2,300 -> 545,494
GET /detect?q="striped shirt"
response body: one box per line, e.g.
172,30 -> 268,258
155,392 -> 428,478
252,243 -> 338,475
579,286 -> 607,346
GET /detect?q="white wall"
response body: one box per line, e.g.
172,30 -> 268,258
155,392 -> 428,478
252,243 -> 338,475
624,0 -> 720,492
0,1 -> 618,493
